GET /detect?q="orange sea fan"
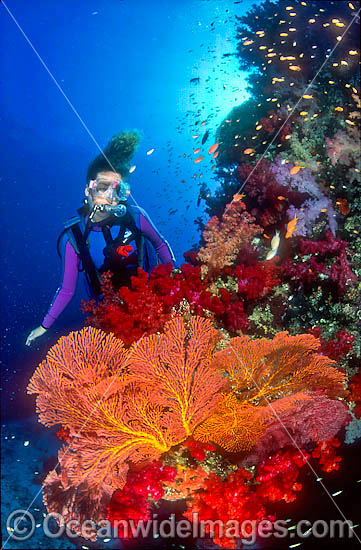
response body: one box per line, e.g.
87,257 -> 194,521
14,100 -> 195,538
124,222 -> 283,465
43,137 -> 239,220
27,318 -> 227,536
215,331 -> 346,403
125,315 -> 226,435
27,327 -> 129,429
194,393 -> 266,451
194,332 -> 346,452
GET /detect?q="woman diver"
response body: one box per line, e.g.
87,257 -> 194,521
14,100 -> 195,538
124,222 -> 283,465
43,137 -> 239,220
25,131 -> 175,346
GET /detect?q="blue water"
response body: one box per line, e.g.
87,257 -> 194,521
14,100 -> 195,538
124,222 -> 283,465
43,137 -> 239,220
0,0 -> 252,418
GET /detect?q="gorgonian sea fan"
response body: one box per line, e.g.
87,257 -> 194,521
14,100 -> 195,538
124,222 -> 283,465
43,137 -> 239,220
27,319 -> 227,538
194,331 -> 346,452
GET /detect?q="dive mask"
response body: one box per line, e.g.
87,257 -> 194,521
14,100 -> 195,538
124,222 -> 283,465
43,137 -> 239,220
88,176 -> 131,203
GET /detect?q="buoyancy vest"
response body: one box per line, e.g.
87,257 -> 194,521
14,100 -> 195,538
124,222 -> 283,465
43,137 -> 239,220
56,204 -> 157,296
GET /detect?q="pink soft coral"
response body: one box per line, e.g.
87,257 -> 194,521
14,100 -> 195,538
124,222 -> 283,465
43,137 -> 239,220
326,129 -> 360,166
197,200 -> 262,279
244,392 -> 349,465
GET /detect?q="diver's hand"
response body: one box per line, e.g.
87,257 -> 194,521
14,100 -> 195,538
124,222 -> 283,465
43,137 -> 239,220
26,326 -> 47,346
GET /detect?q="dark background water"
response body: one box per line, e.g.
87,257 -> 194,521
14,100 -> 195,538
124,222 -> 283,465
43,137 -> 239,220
0,0 -> 252,420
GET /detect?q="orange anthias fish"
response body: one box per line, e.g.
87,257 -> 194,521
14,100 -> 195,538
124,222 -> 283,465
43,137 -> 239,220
244,148 -> 255,155
194,148 -> 201,154
336,198 -> 350,215
233,193 -> 245,202
285,214 -> 299,238
194,156 -> 204,163
290,165 -> 302,175
208,143 -> 219,155
212,151 -> 219,159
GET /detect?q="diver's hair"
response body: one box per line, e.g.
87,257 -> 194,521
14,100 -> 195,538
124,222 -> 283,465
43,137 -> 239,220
86,130 -> 141,184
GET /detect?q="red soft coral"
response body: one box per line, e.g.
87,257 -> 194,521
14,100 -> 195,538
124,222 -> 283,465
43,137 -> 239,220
184,468 -> 268,548
237,158 -> 306,229
235,262 -> 281,300
260,109 -> 294,141
312,437 -> 342,473
349,371 -> 361,419
255,448 -> 310,503
82,266 -> 207,346
282,231 -> 357,294
107,461 -> 177,539
82,269 -> 169,346
308,327 -> 354,361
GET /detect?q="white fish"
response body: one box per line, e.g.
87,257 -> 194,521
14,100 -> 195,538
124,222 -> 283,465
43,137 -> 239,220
266,230 -> 280,260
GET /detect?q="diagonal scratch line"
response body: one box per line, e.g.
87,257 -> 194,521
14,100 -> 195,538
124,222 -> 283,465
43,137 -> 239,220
0,0 -> 141,209
232,8 -> 360,198
228,341 -> 361,544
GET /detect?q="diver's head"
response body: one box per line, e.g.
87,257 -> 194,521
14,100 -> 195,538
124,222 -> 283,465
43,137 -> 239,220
85,130 -> 140,222
85,171 -> 130,223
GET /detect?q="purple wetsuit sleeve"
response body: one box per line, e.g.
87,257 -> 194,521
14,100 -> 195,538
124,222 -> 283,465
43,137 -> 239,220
42,240 -> 80,329
139,211 -> 175,266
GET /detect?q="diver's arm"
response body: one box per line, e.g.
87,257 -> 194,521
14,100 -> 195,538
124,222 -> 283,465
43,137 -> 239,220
139,210 -> 175,266
26,240 -> 80,346
41,240 -> 80,328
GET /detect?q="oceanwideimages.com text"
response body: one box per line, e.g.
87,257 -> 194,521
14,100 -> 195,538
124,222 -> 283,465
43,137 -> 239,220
6,509 -> 357,544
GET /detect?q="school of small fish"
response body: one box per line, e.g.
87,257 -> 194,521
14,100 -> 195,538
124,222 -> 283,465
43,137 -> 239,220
132,1 -> 358,253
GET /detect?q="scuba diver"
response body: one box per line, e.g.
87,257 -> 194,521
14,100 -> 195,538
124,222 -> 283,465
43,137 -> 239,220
25,131 -> 175,346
